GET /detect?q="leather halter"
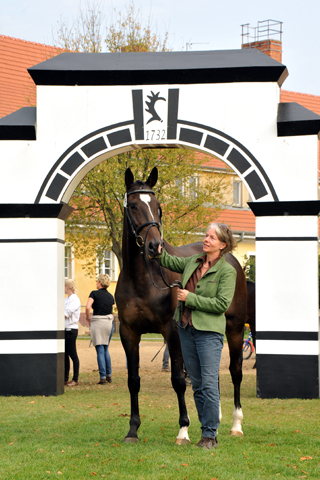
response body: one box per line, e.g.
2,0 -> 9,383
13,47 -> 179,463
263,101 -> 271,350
124,189 -> 162,248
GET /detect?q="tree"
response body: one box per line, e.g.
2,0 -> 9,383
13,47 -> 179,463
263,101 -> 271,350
53,1 -> 169,54
53,0 -> 104,53
105,3 -> 169,53
66,149 -> 228,274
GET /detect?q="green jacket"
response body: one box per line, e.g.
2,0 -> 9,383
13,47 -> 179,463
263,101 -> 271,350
160,249 -> 237,335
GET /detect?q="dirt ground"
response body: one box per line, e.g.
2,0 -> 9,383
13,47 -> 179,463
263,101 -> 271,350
77,339 -> 256,376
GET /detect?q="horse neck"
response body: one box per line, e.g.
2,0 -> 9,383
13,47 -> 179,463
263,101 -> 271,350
121,223 -> 146,276
121,224 -> 162,286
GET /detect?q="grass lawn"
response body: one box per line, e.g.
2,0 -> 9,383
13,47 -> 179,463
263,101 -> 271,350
0,370 -> 319,480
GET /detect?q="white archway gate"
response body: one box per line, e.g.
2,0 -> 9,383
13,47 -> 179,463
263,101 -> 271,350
0,50 -> 319,397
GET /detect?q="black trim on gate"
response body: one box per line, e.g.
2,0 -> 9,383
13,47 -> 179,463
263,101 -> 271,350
204,135 -> 229,156
167,89 -> 179,140
0,331 -> 65,340
227,148 -> 251,174
178,119 -> 278,201
61,151 -> 86,176
34,120 -> 134,204
46,173 -> 68,201
257,354 -> 319,399
244,170 -> 268,200
256,237 -> 317,242
132,90 -> 144,140
35,116 -> 279,204
277,103 -> 320,137
179,127 -> 203,145
0,353 -> 65,396
0,238 -> 64,244
0,204 -> 73,220
27,50 -> 288,87
249,200 -> 320,216
107,128 -> 132,147
81,137 -> 107,158
256,331 -> 318,341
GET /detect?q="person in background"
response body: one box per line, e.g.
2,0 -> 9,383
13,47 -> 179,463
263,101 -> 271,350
86,273 -> 115,384
64,279 -> 81,387
158,223 -> 237,450
162,341 -> 170,372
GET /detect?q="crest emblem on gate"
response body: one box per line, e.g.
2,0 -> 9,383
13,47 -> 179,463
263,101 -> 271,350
145,91 -> 166,124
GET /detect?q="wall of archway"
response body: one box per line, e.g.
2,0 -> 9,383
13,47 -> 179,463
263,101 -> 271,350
0,50 -> 319,397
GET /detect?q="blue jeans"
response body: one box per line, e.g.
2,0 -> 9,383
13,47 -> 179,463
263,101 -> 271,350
162,342 -> 170,369
179,325 -> 224,439
95,325 -> 114,379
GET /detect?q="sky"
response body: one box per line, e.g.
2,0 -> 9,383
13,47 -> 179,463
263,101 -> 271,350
1,0 -> 320,96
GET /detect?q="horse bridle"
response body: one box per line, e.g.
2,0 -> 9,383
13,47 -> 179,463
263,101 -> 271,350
124,188 -> 181,291
124,188 -> 163,249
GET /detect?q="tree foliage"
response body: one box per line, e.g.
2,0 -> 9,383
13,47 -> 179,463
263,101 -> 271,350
243,254 -> 256,282
53,0 -> 104,52
105,3 -> 169,52
53,1 -> 169,54
66,149 -> 228,275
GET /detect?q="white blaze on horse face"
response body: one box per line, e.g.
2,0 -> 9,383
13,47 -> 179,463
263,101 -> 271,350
140,194 -> 154,220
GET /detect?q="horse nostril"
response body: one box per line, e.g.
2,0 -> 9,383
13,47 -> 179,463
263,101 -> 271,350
148,241 -> 161,256
148,242 -> 155,252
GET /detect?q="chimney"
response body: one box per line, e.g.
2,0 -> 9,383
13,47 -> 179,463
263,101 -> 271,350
241,20 -> 283,63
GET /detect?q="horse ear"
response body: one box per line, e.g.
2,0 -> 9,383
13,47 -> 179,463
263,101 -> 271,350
146,167 -> 158,188
125,168 -> 134,189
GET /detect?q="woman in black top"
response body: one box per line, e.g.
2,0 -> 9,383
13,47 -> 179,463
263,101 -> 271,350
86,274 -> 115,384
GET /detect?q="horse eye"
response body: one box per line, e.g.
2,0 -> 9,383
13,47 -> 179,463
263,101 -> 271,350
129,203 -> 137,211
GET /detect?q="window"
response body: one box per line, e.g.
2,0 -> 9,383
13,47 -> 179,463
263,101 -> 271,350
175,176 -> 198,199
189,176 -> 198,200
97,250 -> 117,281
233,181 -> 242,207
65,245 -> 73,279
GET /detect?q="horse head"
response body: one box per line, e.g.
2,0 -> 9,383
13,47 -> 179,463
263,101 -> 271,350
124,167 -> 164,259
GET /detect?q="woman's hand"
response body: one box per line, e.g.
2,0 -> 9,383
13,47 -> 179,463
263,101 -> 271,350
177,288 -> 189,302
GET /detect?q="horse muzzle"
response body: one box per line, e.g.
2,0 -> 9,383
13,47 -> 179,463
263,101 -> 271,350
148,240 -> 164,259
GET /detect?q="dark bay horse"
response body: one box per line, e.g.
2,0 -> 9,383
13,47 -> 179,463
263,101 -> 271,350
115,167 -> 247,444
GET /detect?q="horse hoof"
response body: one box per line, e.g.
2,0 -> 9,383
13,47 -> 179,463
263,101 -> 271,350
175,438 -> 191,445
230,430 -> 244,437
124,436 -> 139,444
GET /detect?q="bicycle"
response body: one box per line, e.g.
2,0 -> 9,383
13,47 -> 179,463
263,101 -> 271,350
242,330 -> 254,359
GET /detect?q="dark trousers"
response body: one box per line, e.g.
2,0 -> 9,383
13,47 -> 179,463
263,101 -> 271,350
65,329 -> 79,382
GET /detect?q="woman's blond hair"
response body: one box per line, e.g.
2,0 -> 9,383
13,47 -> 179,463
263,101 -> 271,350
97,273 -> 111,288
207,223 -> 237,255
65,279 -> 77,293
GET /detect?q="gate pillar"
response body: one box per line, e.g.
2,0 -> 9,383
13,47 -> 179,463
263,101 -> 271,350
0,204 -> 72,396
250,201 -> 320,398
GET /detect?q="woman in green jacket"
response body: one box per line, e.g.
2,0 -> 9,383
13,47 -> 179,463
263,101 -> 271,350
159,223 -> 237,450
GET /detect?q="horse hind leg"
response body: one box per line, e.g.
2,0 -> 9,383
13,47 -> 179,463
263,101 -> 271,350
166,331 -> 191,445
227,329 -> 244,436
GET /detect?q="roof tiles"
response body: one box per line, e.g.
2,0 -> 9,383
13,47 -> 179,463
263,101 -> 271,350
0,35 -> 61,118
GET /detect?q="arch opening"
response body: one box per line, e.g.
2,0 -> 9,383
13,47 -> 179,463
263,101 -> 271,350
36,120 -> 278,205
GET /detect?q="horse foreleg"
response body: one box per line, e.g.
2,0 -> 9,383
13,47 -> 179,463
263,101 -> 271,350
120,325 -> 141,443
167,331 -> 190,445
227,333 -> 244,437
